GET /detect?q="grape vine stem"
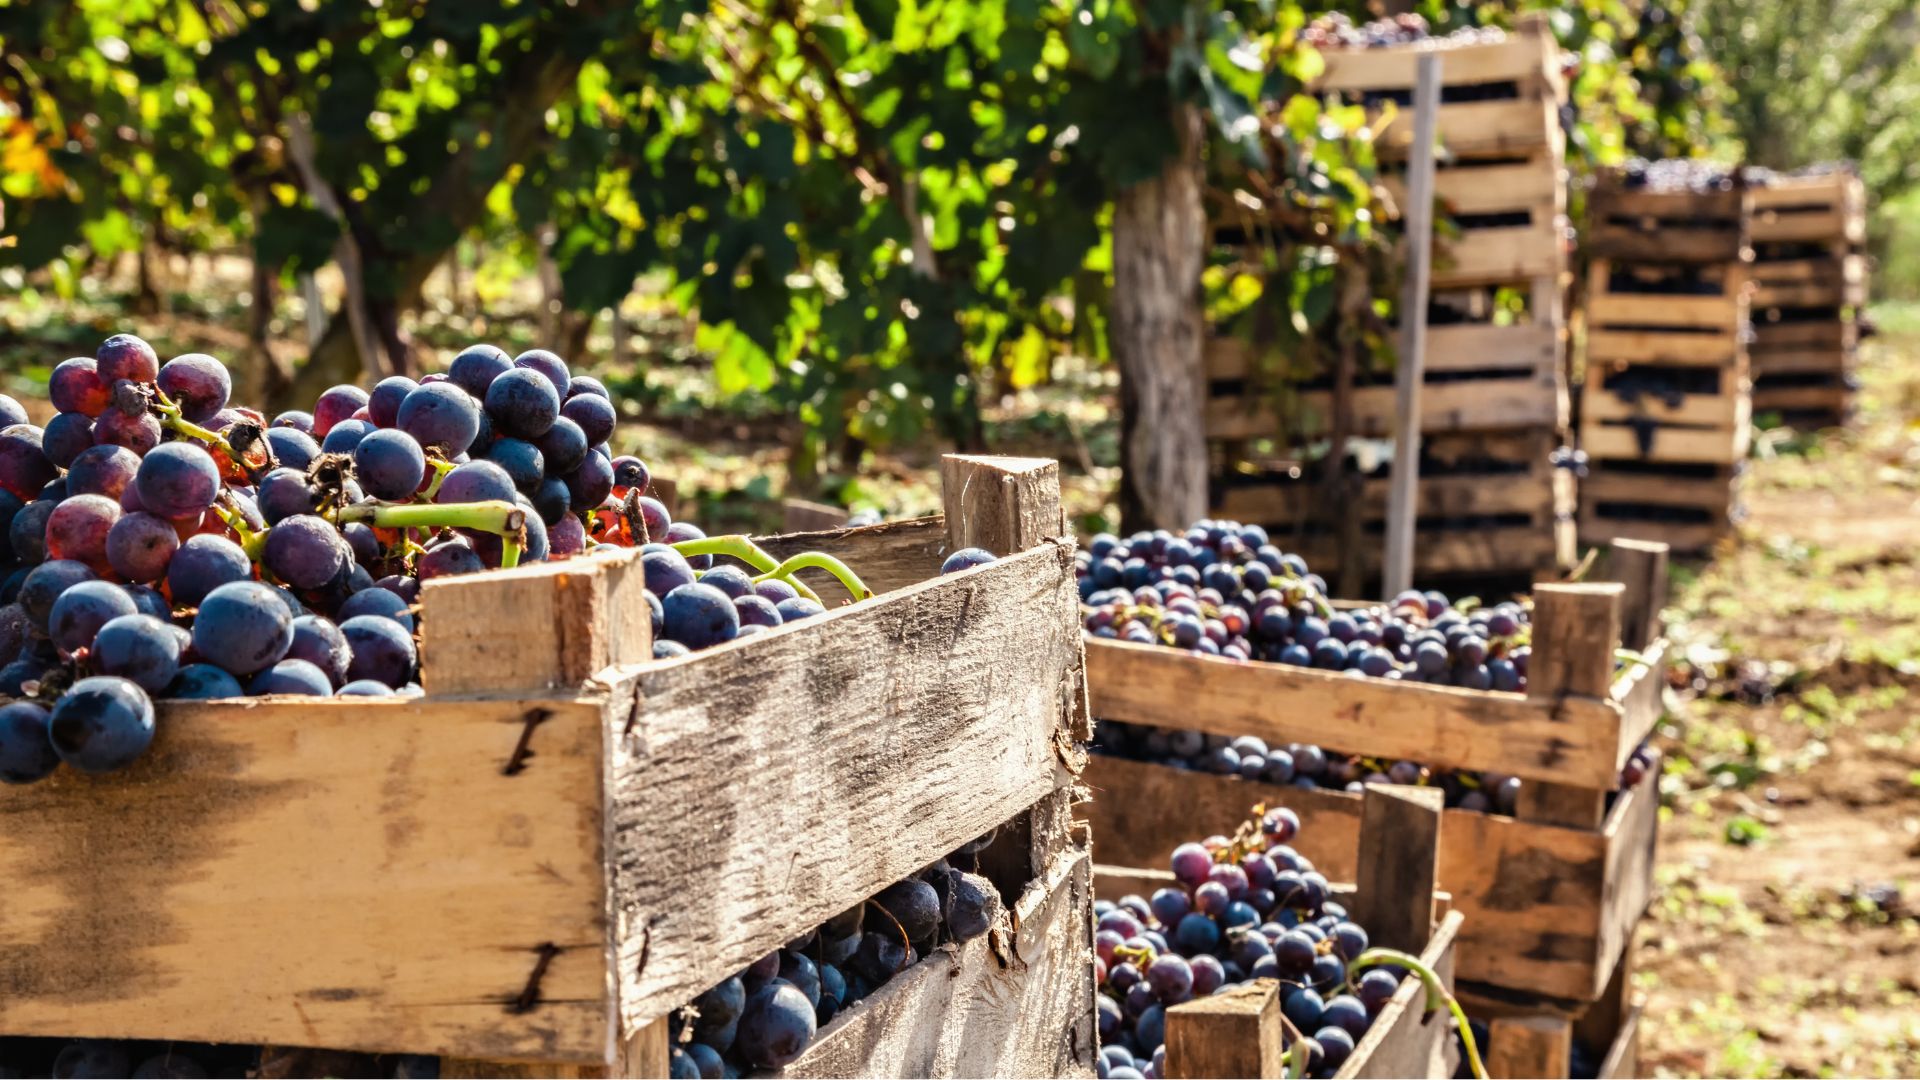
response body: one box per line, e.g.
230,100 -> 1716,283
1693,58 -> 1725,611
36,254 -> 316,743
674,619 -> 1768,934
1350,947 -> 1487,1080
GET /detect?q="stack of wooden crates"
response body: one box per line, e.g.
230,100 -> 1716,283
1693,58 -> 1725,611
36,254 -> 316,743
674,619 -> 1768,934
1577,170 -> 1754,555
1205,17 -> 1573,583
1746,170 -> 1868,426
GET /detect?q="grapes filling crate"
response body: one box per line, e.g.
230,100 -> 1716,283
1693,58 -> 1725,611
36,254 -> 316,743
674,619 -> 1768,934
1202,17 -> 1572,582
1579,169 -> 1754,554
1083,542 -> 1670,1005
1746,169 -> 1868,428
0,455 -> 1096,1078
1093,785 -> 1465,1079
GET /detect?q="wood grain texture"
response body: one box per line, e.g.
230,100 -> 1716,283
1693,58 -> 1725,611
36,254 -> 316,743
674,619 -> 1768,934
1600,541 -> 1670,654
1517,587 -> 1620,829
1206,322 -> 1558,379
422,549 -> 652,694
941,454 -> 1066,556
775,851 -> 1095,1079
1593,1005 -> 1642,1080
754,517 -> 948,604
1086,638 -> 1625,788
1487,1015 -> 1572,1079
780,499 -> 851,533
1163,980 -> 1286,1079
1354,785 -> 1443,954
0,695 -> 614,1062
609,543 -> 1087,1030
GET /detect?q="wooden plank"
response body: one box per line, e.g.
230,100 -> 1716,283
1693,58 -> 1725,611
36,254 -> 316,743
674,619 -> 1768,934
780,498 -> 850,533
754,517 -> 948,603
1258,521 -> 1568,580
1163,980 -> 1287,1079
1585,329 -> 1739,367
941,453 -> 1066,555
1216,468 -> 1559,525
1383,158 -> 1560,216
422,549 -> 652,695
1752,383 -> 1854,411
1487,1016 -> 1572,1079
1433,218 -> 1563,289
1207,376 -> 1563,440
1387,53 -> 1440,601
1343,911 -> 1462,1080
1588,291 -> 1740,331
1749,347 -> 1854,376
777,850 -> 1095,1078
1354,785 -> 1443,954
1575,935 -> 1637,1073
1379,99 -> 1560,161
1084,638 -> 1626,788
1576,513 -> 1729,556
1594,1004 -> 1643,1080
1610,638 -> 1668,760
1515,586 -> 1618,830
1592,769 -> 1659,1001
1590,187 -> 1744,220
1579,469 -> 1739,513
1585,224 -> 1745,264
1751,319 -> 1857,351
0,695 -> 615,1062
1580,418 -> 1749,465
1582,385 -> 1743,427
1314,30 -> 1555,93
1207,323 -> 1559,380
1602,541 -> 1669,653
610,543 -> 1085,1030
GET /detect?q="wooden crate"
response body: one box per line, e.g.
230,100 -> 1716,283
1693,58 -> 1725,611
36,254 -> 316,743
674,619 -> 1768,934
0,455 -> 1096,1078
1576,459 -> 1742,555
1460,937 -> 1642,1079
1211,429 -> 1575,580
1082,544 -> 1671,1002
1094,785 -> 1465,1080
1749,252 -> 1866,310
1748,172 -> 1866,247
1586,176 -> 1750,265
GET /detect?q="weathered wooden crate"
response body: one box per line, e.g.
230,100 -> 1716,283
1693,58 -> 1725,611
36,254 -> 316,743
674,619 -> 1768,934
1461,935 -> 1642,1080
1748,172 -> 1866,247
1210,430 -> 1574,581
0,455 -> 1096,1078
1083,544 -> 1670,1002
1576,458 -> 1743,555
1093,786 -> 1465,1080
1749,252 -> 1867,310
1586,176 -> 1750,265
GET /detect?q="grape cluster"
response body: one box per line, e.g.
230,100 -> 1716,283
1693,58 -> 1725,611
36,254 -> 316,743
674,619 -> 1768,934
0,334 -> 793,784
1302,12 -> 1506,49
1094,808 -> 1406,1079
1091,724 -> 1660,813
1613,158 -> 1742,193
665,832 -> 1005,1077
1078,521 -> 1533,691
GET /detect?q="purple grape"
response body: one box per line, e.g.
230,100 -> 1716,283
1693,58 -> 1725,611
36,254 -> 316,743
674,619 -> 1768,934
50,357 -> 112,416
338,679 -> 395,696
485,367 -> 559,441
167,663 -> 245,699
156,353 -> 232,422
560,393 -> 616,447
337,584 -> 416,630
167,534 -> 251,607
96,334 -> 158,384
613,455 -> 650,492
313,384 -> 371,437
134,442 -> 222,521
1170,842 -> 1213,887
340,614 -> 417,687
448,343 -> 512,398
533,416 -> 588,476
484,438 -> 544,492
45,494 -> 120,572
250,658 -> 335,697
941,547 -> 997,574
92,614 -> 183,692
567,374 -> 609,400
0,701 -> 58,784
733,594 -> 783,629
319,418 -> 374,455
564,451 -> 613,512
256,468 -> 319,525
193,580 -> 296,675
19,560 -> 95,630
736,981 -> 816,1069
368,375 -> 419,428
353,428 -> 427,501
0,425 -> 57,499
512,349 -> 571,396
435,459 -> 518,505
91,409 -> 161,454
397,381 -> 482,454
1355,969 -> 1401,1014
754,577 -> 798,604
264,426 -> 321,472
641,546 -> 697,596
1144,954 -> 1193,1002
49,675 -> 154,773
43,412 -> 95,468
1149,887 -> 1190,927
263,514 -> 350,590
286,614 -> 352,685
419,539 -> 485,580
775,596 -> 824,623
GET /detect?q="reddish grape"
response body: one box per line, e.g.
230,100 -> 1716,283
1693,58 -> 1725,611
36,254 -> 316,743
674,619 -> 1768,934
156,353 -> 232,422
44,494 -> 121,572
93,410 -> 162,454
50,358 -> 112,417
313,384 -> 371,437
97,334 -> 160,384
106,512 -> 182,583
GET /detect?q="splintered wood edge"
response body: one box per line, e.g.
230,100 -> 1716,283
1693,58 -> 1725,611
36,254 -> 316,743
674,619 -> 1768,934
608,542 -> 1087,1030
1084,637 -> 1624,788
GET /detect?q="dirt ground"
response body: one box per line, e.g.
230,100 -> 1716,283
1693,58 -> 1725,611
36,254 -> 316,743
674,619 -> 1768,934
1635,305 -> 1920,1077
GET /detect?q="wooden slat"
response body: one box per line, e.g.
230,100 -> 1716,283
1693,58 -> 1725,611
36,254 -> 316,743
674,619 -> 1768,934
1487,1016 -> 1572,1079
1354,785 -> 1443,954
1580,417 -> 1750,465
1515,586 -> 1619,830
754,517 -> 949,603
941,454 -> 1067,555
1085,638 -> 1625,788
1207,376 -> 1564,440
777,850 -> 1094,1078
1752,383 -> 1854,411
422,550 -> 652,695
1163,981 -> 1287,1079
1751,319 -> 1857,351
1207,323 -> 1559,381
1581,384 -> 1743,427
1602,540 -> 1669,654
1216,466 -> 1560,524
1588,290 -> 1740,331
1594,1005 -> 1643,1080
1750,347 -> 1854,376
1589,185 -> 1746,220
1586,224 -> 1746,264
1433,218 -> 1563,289
1379,99 -> 1560,161
610,543 -> 1085,1030
1314,29 -> 1556,93
1343,911 -> 1462,1080
1576,513 -> 1730,556
1259,521 -> 1570,580
1579,468 -> 1739,513
1383,157 -> 1560,215
0,695 -> 615,1062
1585,329 -> 1739,367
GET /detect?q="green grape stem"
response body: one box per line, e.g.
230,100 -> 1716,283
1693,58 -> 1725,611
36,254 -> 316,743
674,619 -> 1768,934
333,499 -> 526,538
754,551 -> 873,602
1351,948 -> 1488,1080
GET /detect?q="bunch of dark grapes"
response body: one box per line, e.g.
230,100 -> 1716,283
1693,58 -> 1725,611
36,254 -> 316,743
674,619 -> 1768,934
1614,158 -> 1743,193
1077,520 -> 1532,691
1093,808 -> 1404,1079
664,832 -> 1005,1077
0,334 -> 790,785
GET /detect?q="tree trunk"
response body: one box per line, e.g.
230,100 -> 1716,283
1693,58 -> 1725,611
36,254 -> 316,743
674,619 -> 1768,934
1109,104 -> 1209,531
245,244 -> 293,405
